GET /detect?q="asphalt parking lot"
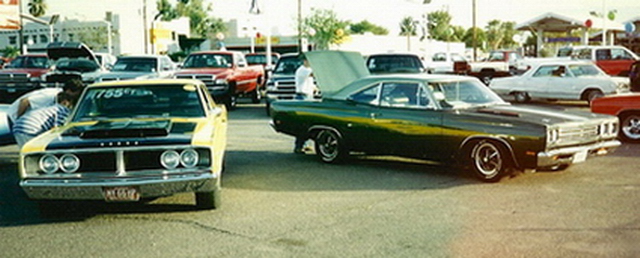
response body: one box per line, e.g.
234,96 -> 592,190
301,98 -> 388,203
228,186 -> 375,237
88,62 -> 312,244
0,100 -> 639,257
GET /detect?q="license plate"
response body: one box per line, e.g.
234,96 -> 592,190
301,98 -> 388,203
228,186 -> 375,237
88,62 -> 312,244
103,186 -> 140,202
573,150 -> 588,163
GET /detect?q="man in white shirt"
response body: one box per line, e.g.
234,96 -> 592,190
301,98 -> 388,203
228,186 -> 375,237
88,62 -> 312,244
294,53 -> 317,100
293,53 -> 318,154
7,79 -> 84,131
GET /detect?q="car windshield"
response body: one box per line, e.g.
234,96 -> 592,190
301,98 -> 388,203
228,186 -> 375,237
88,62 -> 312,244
73,84 -> 205,121
55,58 -> 100,72
273,57 -> 303,75
367,55 -> 423,74
182,53 -> 232,68
111,58 -> 158,72
246,54 -> 278,65
6,56 -> 50,69
429,79 -> 505,108
568,64 -> 605,76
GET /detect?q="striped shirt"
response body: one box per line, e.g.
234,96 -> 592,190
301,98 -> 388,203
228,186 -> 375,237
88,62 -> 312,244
13,104 -> 71,136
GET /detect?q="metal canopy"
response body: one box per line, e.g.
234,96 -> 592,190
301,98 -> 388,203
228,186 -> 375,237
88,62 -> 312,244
516,12 -> 585,32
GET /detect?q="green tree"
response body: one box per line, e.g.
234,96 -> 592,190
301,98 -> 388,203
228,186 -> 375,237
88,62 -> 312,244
1,46 -> 21,59
485,20 -> 517,50
28,0 -> 47,17
462,27 -> 487,50
349,20 -> 388,35
302,9 -> 350,50
77,27 -> 117,52
426,10 -> 454,41
163,0 -> 225,38
399,16 -> 418,36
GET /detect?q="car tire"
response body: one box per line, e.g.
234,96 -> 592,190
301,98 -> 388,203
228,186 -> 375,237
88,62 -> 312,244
585,90 -> 604,104
513,92 -> 530,103
250,86 -> 261,104
314,129 -> 347,163
195,187 -> 221,210
469,140 -> 511,182
619,112 -> 640,142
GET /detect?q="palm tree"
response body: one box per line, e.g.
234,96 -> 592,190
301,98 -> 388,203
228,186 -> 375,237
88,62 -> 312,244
28,0 -> 48,17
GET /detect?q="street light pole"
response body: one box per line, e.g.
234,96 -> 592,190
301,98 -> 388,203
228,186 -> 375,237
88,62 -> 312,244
298,0 -> 302,52
472,0 -> 477,62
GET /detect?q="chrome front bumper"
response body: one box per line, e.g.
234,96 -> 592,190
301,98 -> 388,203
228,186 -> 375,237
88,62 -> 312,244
20,171 -> 217,200
537,139 -> 621,168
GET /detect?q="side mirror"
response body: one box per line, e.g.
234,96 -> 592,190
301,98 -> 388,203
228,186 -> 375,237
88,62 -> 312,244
433,92 -> 446,101
211,106 -> 224,117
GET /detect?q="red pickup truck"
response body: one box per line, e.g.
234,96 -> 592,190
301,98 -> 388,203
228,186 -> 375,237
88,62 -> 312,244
174,51 -> 264,109
0,54 -> 51,103
558,45 -> 639,76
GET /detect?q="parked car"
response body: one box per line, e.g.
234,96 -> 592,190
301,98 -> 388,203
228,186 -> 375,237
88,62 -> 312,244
0,54 -> 52,103
489,60 -> 626,104
174,51 -> 264,109
456,50 -> 529,84
264,53 -> 304,114
18,79 -> 228,213
424,52 -> 467,74
562,45 -> 639,76
365,53 -> 425,74
245,52 -> 280,70
269,51 -> 620,182
97,55 -> 177,82
43,42 -> 109,85
591,93 -> 640,142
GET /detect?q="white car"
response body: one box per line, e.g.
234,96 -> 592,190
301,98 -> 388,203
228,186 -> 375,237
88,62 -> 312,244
425,52 -> 467,74
489,60 -> 627,104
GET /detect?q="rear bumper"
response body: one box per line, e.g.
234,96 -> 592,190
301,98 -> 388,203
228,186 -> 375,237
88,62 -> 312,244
20,171 -> 217,200
537,139 -> 620,168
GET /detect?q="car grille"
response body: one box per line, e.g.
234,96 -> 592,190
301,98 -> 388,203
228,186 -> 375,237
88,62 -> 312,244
175,74 -> 226,92
0,73 -> 30,83
556,123 -> 599,147
24,147 -> 212,176
46,74 -> 82,83
266,78 -> 296,100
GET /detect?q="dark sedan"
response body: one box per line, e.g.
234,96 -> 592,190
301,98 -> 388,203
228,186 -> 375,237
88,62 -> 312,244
270,51 -> 620,182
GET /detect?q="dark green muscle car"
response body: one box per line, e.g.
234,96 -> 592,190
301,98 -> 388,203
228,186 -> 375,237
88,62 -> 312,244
269,51 -> 620,182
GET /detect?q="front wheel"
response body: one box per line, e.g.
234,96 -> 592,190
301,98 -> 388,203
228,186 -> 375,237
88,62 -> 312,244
314,129 -> 347,163
250,86 -> 261,103
469,140 -> 511,182
195,187 -> 221,210
513,92 -> 530,103
586,90 -> 604,104
619,113 -> 640,142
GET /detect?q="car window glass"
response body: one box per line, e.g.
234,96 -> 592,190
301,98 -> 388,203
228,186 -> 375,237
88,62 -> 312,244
379,82 -> 426,108
73,84 -> 205,121
595,49 -> 611,60
569,64 -> 602,76
430,79 -> 504,107
533,66 -> 558,77
611,49 -> 631,60
349,83 -> 381,105
274,57 -> 303,75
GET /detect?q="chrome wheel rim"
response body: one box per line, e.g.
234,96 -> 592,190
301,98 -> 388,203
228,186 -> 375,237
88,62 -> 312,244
474,142 -> 502,177
622,115 -> 640,140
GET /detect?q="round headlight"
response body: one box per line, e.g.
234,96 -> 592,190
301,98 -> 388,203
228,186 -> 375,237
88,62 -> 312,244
39,154 -> 59,174
59,154 -> 80,173
180,149 -> 199,168
160,150 -> 180,169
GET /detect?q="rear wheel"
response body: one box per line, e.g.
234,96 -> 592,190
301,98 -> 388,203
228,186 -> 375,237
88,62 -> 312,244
513,92 -> 530,103
314,129 -> 347,163
619,113 -> 640,142
469,140 -> 511,182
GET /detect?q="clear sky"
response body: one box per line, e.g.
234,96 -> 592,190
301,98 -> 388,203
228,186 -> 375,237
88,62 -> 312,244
209,0 -> 639,35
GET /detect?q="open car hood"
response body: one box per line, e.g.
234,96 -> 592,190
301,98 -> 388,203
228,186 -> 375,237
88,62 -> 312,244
47,42 -> 98,62
305,51 -> 370,96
